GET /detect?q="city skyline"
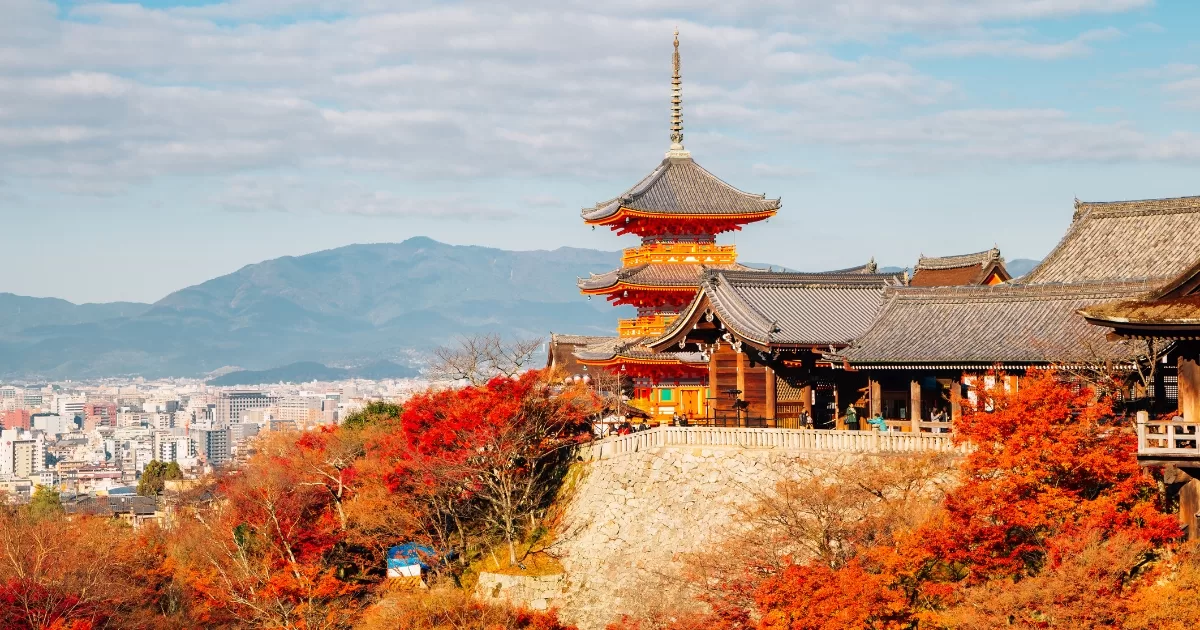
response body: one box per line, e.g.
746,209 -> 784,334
6,1 -> 1200,303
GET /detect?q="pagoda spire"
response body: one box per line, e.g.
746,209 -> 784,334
666,29 -> 690,159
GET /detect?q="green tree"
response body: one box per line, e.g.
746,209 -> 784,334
341,400 -> 401,430
27,484 -> 62,520
164,460 -> 183,481
138,460 -> 171,496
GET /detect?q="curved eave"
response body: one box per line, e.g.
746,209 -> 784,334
583,206 -> 778,226
1081,314 -> 1200,338
579,282 -> 699,296
576,354 -> 707,367
647,289 -> 779,352
839,361 -> 1139,371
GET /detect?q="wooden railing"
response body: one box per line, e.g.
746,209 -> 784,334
1137,412 -> 1200,459
578,426 -> 969,461
622,243 -> 738,266
618,314 -> 676,338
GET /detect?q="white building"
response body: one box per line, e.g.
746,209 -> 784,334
0,428 -> 46,480
31,413 -> 76,436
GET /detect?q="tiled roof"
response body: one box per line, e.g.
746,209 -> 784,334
1020,196 -> 1200,285
1079,259 -> 1200,332
840,282 -> 1152,366
64,495 -> 159,516
916,248 -> 1002,271
548,333 -> 617,372
651,268 -> 904,349
581,157 -> 780,221
910,248 -> 1009,287
578,262 -> 755,292
1081,294 -> 1200,326
550,333 -> 614,346
574,336 -> 706,365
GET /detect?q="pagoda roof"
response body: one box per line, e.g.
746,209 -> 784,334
1020,196 -> 1200,285
649,267 -> 904,351
910,248 -> 1010,287
573,335 -> 707,366
1079,259 -> 1200,338
581,156 -> 780,223
578,262 -> 756,293
839,281 -> 1151,369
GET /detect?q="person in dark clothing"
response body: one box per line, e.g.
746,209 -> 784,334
844,406 -> 860,431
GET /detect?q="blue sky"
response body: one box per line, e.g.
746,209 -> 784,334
3,0 -> 1200,303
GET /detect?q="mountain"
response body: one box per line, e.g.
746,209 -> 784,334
0,294 -> 150,335
0,238 -> 626,380
0,240 -> 1046,380
1006,258 -> 1040,278
206,360 -> 419,387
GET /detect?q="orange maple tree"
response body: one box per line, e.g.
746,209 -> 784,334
695,371 -> 1184,630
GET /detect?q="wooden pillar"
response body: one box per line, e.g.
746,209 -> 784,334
765,366 -> 777,426
950,378 -> 962,425
869,379 -> 882,418
833,383 -> 841,430
708,349 -> 719,422
1155,358 -> 1168,409
910,379 -> 922,433
1181,355 -> 1200,422
736,351 -> 747,427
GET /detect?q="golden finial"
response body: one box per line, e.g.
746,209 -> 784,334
667,29 -> 690,158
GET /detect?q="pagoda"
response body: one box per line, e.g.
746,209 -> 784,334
572,32 -> 780,422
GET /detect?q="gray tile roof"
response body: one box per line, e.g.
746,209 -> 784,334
574,336 -> 706,364
910,248 -> 1010,287
915,248 -> 1002,271
840,282 -> 1153,367
1020,196 -> 1200,285
581,157 -> 780,221
651,268 -> 904,349
578,262 -> 755,292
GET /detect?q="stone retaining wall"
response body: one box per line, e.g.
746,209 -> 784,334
551,444 -> 846,629
475,571 -> 568,612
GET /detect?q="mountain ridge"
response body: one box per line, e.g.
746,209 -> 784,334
0,238 -> 1043,380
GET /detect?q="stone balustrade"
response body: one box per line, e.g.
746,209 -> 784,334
578,426 -> 969,461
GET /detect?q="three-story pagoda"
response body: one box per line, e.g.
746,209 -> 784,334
571,32 -> 781,422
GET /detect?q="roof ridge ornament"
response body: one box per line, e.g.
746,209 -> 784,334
666,29 -> 691,159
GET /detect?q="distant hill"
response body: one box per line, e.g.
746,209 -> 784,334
0,238 -> 626,380
206,360 -> 419,386
0,240 -> 1046,380
0,294 -> 149,335
1006,258 -> 1040,278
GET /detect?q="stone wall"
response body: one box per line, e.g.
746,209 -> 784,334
550,444 -> 844,630
475,571 -> 568,612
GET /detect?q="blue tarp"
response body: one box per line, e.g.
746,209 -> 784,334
387,544 -> 437,569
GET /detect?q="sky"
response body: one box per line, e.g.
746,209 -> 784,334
3,0 -> 1200,304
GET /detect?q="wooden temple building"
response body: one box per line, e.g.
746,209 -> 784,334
644,266 -> 903,427
550,32 -> 779,422
836,196 -> 1200,429
548,35 -> 1200,434
1080,258 -> 1200,537
909,248 -> 1010,287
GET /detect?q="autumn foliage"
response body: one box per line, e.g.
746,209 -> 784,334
5,369 -> 1199,629
669,371 -> 1195,630
0,369 -> 594,629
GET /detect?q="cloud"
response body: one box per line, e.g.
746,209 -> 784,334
0,0 -> 1187,203
521,194 -> 565,208
751,163 -> 815,178
904,27 -> 1122,59
212,175 -> 519,219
